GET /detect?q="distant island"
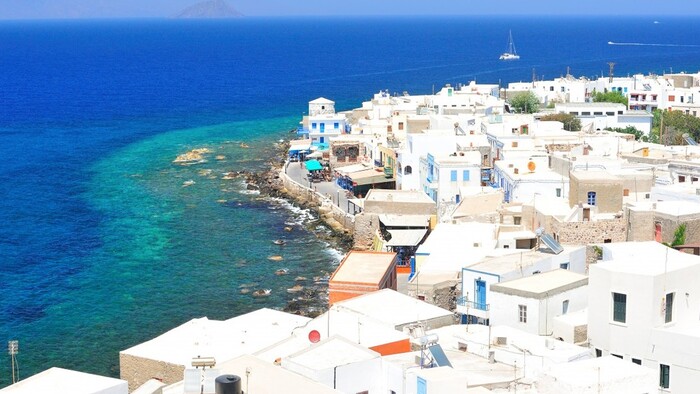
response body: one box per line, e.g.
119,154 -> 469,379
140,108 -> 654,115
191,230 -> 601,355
176,0 -> 243,18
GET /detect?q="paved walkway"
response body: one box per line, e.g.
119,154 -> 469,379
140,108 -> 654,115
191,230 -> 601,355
285,161 -> 359,215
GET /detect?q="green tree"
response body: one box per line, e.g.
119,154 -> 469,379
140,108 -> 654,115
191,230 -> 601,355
653,109 -> 700,145
509,91 -> 540,114
591,90 -> 628,106
605,126 -> 644,141
540,113 -> 582,131
671,223 -> 687,247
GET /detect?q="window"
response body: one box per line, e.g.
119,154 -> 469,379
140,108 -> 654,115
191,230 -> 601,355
311,122 -> 317,129
512,141 -> 518,147
632,358 -> 641,365
514,216 -> 521,225
560,262 -> 569,270
613,292 -> 627,323
462,170 -> 470,181
562,300 -> 569,314
550,86 -> 554,91
679,175 -> 686,183
669,95 -> 675,102
612,354 -> 623,359
587,191 -> 597,205
404,165 -> 412,175
665,292 -> 674,323
623,189 -> 629,196
450,170 -> 457,182
518,305 -> 527,323
595,348 -> 602,357
556,188 -> 561,197
334,122 -> 339,129
660,364 -> 670,389
398,122 -> 404,130
594,112 -> 603,115
582,111 -> 591,115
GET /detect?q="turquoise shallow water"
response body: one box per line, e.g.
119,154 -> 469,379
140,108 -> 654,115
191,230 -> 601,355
2,117 -> 343,379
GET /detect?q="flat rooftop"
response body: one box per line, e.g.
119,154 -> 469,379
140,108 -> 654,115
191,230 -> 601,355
490,269 -> 588,299
335,289 -> 453,328
597,241 -> 700,275
285,336 -> 379,371
0,368 -> 127,394
365,189 -> 435,204
570,170 -> 620,182
120,309 -> 310,366
330,251 -> 396,284
465,247 -> 576,276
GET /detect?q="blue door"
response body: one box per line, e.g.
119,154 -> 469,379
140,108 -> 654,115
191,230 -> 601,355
320,123 -> 325,133
320,137 -> 325,144
475,279 -> 486,310
417,377 -> 427,394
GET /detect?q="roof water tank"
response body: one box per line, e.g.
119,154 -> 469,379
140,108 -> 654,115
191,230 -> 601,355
215,375 -> 242,394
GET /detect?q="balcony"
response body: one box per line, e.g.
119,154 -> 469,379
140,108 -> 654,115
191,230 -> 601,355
383,166 -> 394,177
456,297 -> 490,319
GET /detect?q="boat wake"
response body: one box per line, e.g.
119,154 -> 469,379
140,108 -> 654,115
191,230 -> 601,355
608,41 -> 700,48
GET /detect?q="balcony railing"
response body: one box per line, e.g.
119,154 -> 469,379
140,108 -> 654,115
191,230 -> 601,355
457,296 -> 489,311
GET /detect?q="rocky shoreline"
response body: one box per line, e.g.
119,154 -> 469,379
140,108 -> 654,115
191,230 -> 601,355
243,140 -> 353,317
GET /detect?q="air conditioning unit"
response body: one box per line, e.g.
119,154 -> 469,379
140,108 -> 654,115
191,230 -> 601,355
496,336 -> 508,345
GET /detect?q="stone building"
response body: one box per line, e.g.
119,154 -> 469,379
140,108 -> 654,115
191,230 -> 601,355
569,170 -> 623,214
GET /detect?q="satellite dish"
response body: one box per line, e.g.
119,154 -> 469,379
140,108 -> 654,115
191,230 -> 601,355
535,227 -> 544,236
527,161 -> 536,172
308,330 -> 321,343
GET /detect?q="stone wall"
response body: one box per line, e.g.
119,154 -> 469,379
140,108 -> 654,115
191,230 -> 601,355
279,170 -> 355,234
353,213 -> 380,251
552,218 -> 627,245
626,208 -> 655,241
120,353 -> 184,392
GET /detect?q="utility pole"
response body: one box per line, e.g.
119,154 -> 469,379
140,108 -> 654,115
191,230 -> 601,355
532,68 -> 536,87
608,62 -> 616,83
8,340 -> 19,384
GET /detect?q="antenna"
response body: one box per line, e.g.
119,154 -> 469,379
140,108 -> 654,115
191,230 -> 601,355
8,340 -> 19,384
607,62 -> 616,83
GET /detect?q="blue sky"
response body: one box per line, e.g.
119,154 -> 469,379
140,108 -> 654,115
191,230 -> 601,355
1,0 -> 699,19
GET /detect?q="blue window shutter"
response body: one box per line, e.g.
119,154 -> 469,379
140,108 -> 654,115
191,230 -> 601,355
451,170 -> 457,182
463,170 -> 470,181
312,123 -> 317,129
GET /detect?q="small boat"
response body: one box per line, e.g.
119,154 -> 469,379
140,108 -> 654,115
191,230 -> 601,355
252,289 -> 271,297
273,239 -> 286,246
294,276 -> 307,282
240,143 -> 250,149
182,180 -> 196,187
275,268 -> 289,276
239,288 -> 251,295
499,30 -> 520,60
287,285 -> 304,293
268,255 -> 284,262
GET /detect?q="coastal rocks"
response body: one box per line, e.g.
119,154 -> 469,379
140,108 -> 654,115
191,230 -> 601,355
173,148 -> 211,165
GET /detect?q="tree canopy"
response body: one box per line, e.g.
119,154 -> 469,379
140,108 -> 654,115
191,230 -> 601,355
509,91 -> 540,114
591,90 -> 628,106
540,113 -> 581,131
652,109 -> 700,145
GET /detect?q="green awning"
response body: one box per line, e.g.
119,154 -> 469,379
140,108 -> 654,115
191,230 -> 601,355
305,160 -> 323,171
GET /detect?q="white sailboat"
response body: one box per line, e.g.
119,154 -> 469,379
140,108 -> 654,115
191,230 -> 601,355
499,30 -> 520,60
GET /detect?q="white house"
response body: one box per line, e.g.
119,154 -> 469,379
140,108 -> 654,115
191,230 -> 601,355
458,246 -> 586,324
536,356 -> 657,394
588,241 -> 700,393
419,151 -> 483,203
489,269 -> 588,336
553,102 -> 653,135
304,97 -> 347,146
282,336 -> 383,393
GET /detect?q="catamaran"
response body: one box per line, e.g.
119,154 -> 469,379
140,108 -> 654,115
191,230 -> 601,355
499,30 -> 520,60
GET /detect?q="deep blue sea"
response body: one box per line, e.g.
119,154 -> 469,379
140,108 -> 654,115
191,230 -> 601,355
0,16 -> 699,385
